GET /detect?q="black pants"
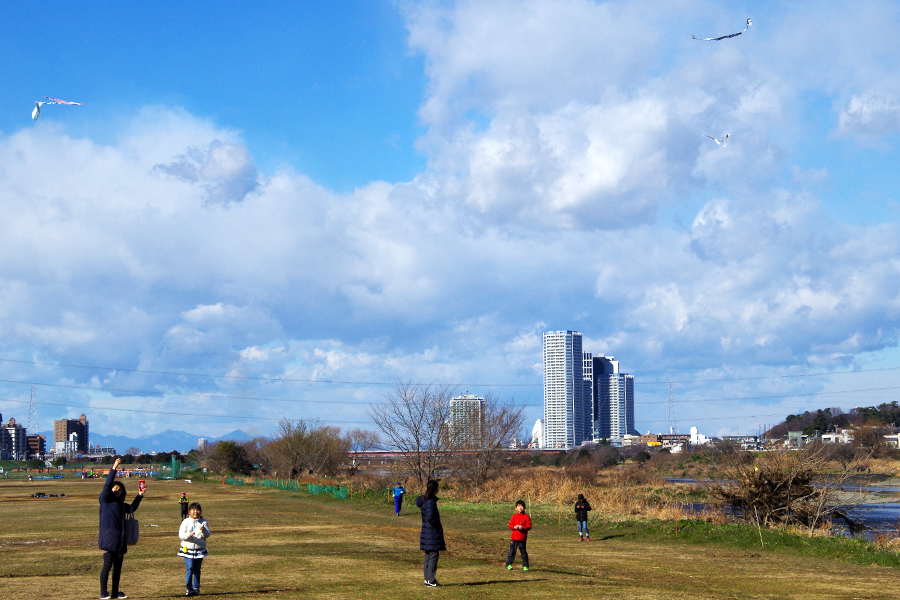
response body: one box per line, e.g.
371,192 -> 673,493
506,539 -> 529,567
101,550 -> 124,596
423,550 -> 439,583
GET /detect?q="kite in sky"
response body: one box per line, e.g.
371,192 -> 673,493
693,19 -> 751,41
704,134 -> 729,146
32,97 -> 83,121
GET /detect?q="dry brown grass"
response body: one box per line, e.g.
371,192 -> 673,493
439,466 -> 708,523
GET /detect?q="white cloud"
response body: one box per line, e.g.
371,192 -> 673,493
4,1 -> 900,437
836,93 -> 900,138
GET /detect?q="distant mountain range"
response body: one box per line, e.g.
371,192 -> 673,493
39,429 -> 255,454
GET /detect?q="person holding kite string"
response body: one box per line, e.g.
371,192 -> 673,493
98,457 -> 144,600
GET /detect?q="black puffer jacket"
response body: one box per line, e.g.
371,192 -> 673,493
574,498 -> 592,521
415,494 -> 446,552
98,468 -> 142,553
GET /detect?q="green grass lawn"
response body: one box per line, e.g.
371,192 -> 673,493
1,477 -> 898,599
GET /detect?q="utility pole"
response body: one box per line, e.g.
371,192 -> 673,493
666,381 -> 678,435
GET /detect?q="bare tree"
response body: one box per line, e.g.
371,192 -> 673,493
241,437 -> 276,475
346,428 -> 381,453
447,392 -> 526,485
269,419 -> 349,477
367,382 -> 453,484
708,444 -> 871,533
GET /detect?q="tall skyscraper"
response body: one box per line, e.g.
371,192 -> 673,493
583,353 -> 635,443
449,394 -> 485,448
605,372 -> 635,441
543,331 -> 591,448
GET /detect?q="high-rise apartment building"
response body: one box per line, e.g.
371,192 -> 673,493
584,354 -> 634,442
605,372 -> 635,441
1,417 -> 28,460
543,331 -> 591,448
449,394 -> 485,448
54,415 -> 89,453
584,354 -> 623,440
26,434 -> 46,458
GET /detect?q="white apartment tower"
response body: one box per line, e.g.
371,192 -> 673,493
449,394 -> 485,448
543,331 -> 591,448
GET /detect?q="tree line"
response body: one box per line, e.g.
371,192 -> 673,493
185,382 -> 526,486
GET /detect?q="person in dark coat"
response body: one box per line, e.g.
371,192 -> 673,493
99,457 -> 144,599
574,493 -> 592,541
415,479 -> 446,587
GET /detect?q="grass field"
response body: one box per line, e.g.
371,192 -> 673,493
1,478 -> 898,599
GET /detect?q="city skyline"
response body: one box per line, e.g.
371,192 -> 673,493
2,1 -> 900,440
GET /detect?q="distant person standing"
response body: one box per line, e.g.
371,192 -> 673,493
416,480 -> 446,587
180,492 -> 189,519
99,457 -> 144,600
574,493 -> 592,541
392,482 -> 406,516
506,500 -> 531,571
178,502 -> 211,596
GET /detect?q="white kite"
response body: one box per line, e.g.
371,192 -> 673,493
32,96 -> 83,121
704,134 -> 729,146
693,19 -> 751,41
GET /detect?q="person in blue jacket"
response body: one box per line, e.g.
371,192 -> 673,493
392,482 -> 406,516
416,479 -> 446,587
99,457 -> 144,600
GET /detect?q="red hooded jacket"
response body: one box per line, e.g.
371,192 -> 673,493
509,512 -> 532,541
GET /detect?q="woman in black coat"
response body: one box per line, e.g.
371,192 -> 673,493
415,479 -> 446,587
99,457 -> 143,599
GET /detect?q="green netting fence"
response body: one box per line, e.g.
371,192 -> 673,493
307,483 -> 349,499
223,477 -> 348,499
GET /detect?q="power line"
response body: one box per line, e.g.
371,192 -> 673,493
0,397 -> 374,425
1,356 -> 898,388
0,357 -> 536,387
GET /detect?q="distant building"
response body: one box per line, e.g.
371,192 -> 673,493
197,438 -> 208,451
543,331 -> 590,448
721,435 -> 761,451
594,357 -> 635,443
88,443 -> 116,456
821,429 -> 853,445
0,413 -> 8,458
55,432 -> 81,457
54,415 -> 89,453
449,394 -> 485,448
26,434 -> 46,458
530,419 -> 544,449
1,417 -> 28,460
689,427 -> 710,446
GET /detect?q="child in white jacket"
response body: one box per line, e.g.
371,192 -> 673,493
178,502 -> 210,596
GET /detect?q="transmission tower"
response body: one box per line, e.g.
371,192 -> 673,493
666,380 -> 679,435
28,384 -> 38,434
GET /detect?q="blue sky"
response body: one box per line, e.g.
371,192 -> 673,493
2,0 -> 900,443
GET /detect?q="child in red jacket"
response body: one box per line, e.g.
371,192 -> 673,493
506,500 -> 532,571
